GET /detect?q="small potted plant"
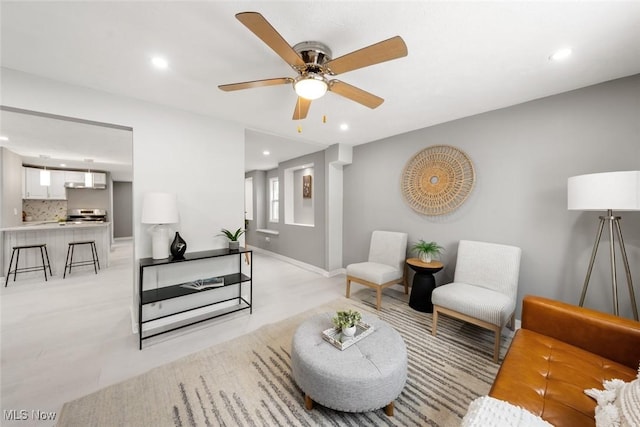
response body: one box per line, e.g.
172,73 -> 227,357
220,228 -> 245,251
332,309 -> 362,338
412,240 -> 444,263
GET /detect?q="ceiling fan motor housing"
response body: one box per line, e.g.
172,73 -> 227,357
293,41 -> 333,72
292,41 -> 333,100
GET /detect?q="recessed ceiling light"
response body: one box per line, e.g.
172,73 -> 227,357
0,135 -> 9,141
263,150 -> 270,156
549,48 -> 572,61
60,163 -> 67,167
151,56 -> 169,69
340,123 -> 349,131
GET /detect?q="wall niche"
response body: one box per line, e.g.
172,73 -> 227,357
284,163 -> 314,227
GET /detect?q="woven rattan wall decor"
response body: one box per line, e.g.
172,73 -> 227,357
401,145 -> 475,215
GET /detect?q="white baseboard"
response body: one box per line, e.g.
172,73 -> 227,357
130,304 -> 138,334
328,267 -> 346,277
248,246 -> 344,278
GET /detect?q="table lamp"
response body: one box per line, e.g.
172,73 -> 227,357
568,170 -> 640,320
141,192 -> 179,259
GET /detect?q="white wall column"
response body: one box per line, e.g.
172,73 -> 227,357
325,144 -> 352,274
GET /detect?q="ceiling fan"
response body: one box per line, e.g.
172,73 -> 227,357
219,12 -> 408,120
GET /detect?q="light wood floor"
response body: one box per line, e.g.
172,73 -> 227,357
0,240 -> 347,426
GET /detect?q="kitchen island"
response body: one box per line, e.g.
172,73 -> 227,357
1,222 -> 111,281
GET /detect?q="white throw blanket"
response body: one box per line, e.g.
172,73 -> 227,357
462,396 -> 554,427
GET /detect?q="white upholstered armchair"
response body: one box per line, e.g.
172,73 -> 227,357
346,230 -> 408,310
431,240 -> 522,362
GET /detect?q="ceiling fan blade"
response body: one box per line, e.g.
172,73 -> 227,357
325,36 -> 408,75
236,12 -> 305,67
218,77 -> 293,92
292,97 -> 311,120
329,80 -> 384,109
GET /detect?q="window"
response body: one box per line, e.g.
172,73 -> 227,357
269,177 -> 279,222
244,177 -> 254,221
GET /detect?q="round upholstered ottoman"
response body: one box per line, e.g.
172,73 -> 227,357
291,312 -> 407,415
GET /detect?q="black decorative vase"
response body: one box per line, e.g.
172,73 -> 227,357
170,232 -> 187,259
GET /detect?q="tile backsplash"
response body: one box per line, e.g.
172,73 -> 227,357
23,200 -> 68,221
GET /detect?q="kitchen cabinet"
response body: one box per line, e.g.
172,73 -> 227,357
23,167 -> 66,200
23,167 -> 106,198
23,167 -> 48,199
49,170 -> 67,199
64,171 -> 85,184
92,172 -> 106,185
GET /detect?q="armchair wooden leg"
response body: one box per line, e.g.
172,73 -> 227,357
346,278 -> 351,299
376,288 -> 382,310
432,306 -> 439,336
507,312 -> 516,331
493,328 -> 501,363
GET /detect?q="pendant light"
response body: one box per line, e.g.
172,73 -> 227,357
40,167 -> 51,186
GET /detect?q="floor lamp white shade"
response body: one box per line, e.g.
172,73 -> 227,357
567,170 -> 640,320
568,171 -> 640,211
141,192 -> 179,259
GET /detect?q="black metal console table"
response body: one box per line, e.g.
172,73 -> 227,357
138,247 -> 252,349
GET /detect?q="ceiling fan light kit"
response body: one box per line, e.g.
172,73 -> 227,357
294,73 -> 328,100
219,12 -> 408,120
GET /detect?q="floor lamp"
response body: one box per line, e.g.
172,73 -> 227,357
141,192 -> 179,260
568,171 -> 640,320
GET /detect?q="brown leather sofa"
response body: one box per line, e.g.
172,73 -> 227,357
489,295 -> 640,427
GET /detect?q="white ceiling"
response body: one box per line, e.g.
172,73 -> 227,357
1,1 -> 640,173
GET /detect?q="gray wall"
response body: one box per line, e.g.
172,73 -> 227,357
343,74 -> 640,319
113,181 -> 132,238
0,147 -> 23,227
248,150 -> 327,269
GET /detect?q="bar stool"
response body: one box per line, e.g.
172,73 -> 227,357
64,241 -> 100,278
5,244 -> 52,287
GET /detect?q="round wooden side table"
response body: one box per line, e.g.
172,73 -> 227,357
406,258 -> 443,313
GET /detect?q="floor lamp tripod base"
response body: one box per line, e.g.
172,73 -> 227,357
578,209 -> 638,320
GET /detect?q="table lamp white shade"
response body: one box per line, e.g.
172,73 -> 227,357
141,192 -> 179,224
568,171 -> 640,211
141,192 -> 179,259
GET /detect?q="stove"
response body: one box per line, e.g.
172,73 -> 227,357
66,208 -> 107,223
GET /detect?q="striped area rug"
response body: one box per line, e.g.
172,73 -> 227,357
57,289 -> 512,426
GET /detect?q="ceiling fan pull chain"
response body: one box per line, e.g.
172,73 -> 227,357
297,125 -> 302,133
322,115 -> 327,123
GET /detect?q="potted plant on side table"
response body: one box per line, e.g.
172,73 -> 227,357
220,228 -> 245,251
412,240 -> 444,263
332,309 -> 362,338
